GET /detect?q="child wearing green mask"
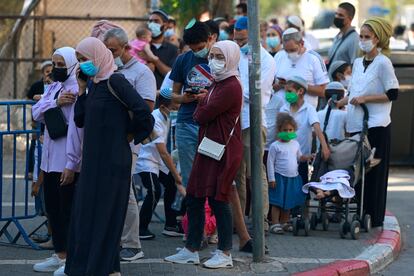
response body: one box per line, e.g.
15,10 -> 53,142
280,76 -> 331,187
267,113 -> 311,234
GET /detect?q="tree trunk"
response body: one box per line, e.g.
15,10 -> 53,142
209,0 -> 233,19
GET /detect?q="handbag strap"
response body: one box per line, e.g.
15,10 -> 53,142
203,85 -> 240,146
327,29 -> 356,69
107,74 -> 128,109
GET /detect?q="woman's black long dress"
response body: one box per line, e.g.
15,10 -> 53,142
65,74 -> 153,276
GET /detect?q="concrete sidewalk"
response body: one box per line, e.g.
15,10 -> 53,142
0,170 -> 407,275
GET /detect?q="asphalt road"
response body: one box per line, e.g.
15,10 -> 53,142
378,167 -> 414,275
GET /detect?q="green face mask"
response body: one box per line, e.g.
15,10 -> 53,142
278,131 -> 297,141
285,91 -> 299,104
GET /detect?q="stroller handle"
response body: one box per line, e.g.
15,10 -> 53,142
360,104 -> 369,133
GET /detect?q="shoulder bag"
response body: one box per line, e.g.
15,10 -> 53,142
197,87 -> 239,161
44,88 -> 68,140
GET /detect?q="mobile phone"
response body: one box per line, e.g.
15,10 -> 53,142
184,87 -> 201,94
78,70 -> 89,82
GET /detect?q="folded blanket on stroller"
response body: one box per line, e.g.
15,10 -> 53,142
302,170 -> 355,199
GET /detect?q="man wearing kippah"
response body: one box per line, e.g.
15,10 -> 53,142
274,28 -> 329,109
144,9 -> 179,89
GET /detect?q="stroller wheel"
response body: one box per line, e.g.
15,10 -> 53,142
339,220 -> 347,239
363,214 -> 372,233
304,219 -> 310,236
321,213 -> 329,231
292,217 -> 299,236
310,213 -> 317,230
351,220 -> 361,240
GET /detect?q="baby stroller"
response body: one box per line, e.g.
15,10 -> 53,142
306,102 -> 375,240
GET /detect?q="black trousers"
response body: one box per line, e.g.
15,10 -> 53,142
186,196 -> 232,251
139,171 -> 178,230
355,125 -> 391,227
43,171 -> 77,253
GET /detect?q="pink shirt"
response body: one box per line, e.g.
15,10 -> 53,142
129,39 -> 148,64
32,79 -> 82,173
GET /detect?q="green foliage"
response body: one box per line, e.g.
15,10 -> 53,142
161,0 -> 209,27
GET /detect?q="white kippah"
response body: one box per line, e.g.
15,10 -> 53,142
283,27 -> 300,37
287,15 -> 303,30
326,81 -> 345,91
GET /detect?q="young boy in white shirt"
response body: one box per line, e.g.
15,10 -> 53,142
136,88 -> 185,240
317,82 -> 347,142
280,76 -> 330,184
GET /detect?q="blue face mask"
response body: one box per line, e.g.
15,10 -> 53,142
266,36 -> 280,49
194,47 -> 209,58
240,44 -> 249,55
219,30 -> 229,41
79,60 -> 99,77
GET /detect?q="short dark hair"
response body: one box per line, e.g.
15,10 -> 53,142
338,2 -> 356,19
236,3 -> 247,14
183,21 -> 210,45
276,112 -> 298,132
204,20 -> 219,40
287,81 -> 307,93
331,63 -> 350,80
225,24 -> 234,35
156,93 -> 172,108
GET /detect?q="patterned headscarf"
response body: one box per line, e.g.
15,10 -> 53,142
363,17 -> 393,57
91,20 -> 123,41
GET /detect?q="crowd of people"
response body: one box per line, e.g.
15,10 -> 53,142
26,2 -> 399,275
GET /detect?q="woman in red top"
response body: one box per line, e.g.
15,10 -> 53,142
165,40 -> 242,269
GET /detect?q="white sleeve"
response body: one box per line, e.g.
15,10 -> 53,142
153,118 -> 166,144
296,141 -> 303,161
267,143 -> 277,182
310,54 -> 329,85
160,71 -> 173,91
308,105 -> 320,126
261,49 -> 277,106
380,58 -> 399,91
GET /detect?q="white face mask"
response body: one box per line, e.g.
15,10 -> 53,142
340,75 -> 351,88
148,22 -> 162,38
359,40 -> 375,53
208,58 -> 226,76
287,51 -> 301,62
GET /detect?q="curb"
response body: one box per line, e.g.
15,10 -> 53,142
293,212 -> 401,276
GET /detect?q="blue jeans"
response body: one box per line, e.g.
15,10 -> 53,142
175,122 -> 199,187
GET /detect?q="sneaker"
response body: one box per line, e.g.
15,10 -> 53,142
203,250 -> 233,269
164,247 -> 200,264
33,254 -> 65,272
139,229 -> 155,240
53,265 -> 66,276
162,225 -> 184,237
120,248 -> 144,261
38,239 -> 54,250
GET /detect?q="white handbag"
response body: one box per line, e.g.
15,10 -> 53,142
197,86 -> 239,161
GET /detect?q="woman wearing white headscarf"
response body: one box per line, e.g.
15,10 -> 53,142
165,40 -> 242,269
32,47 -> 82,275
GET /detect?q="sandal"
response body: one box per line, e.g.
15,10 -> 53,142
269,224 -> 284,234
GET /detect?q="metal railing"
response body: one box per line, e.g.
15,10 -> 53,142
0,100 -> 43,249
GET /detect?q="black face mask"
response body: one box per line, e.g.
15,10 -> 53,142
333,17 -> 345,29
51,67 -> 69,82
